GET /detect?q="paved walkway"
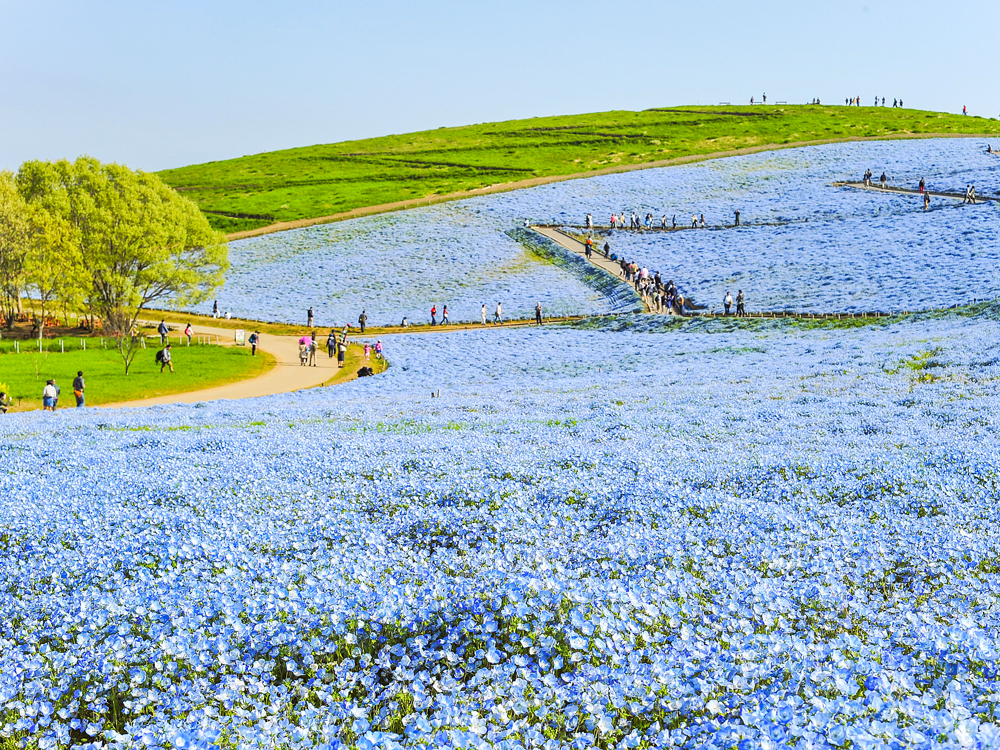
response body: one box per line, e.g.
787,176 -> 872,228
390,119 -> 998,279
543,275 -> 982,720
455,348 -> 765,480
103,324 -> 350,409
531,226 -> 653,312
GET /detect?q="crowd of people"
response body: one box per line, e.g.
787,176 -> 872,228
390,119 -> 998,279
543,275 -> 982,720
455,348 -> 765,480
591,209 -> 742,231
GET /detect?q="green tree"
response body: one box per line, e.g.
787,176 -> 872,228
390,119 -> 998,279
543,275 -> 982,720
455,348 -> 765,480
24,208 -> 82,341
18,157 -> 229,373
0,172 -> 30,330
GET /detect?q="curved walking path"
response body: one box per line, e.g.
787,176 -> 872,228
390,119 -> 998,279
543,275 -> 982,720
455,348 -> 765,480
834,181 -> 1000,202
103,323 -> 360,409
531,226 -> 654,313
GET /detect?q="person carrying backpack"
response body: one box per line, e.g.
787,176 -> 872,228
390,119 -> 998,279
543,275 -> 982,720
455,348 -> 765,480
248,331 -> 259,356
358,310 -> 367,333
157,344 -> 173,373
157,320 -> 169,345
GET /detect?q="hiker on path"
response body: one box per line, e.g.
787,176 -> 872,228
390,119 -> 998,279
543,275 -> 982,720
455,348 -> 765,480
964,184 -> 973,204
535,302 -> 543,326
442,305 -> 450,325
184,323 -> 193,345
298,337 -> 309,366
586,213 -> 593,229
158,320 -> 168,345
337,338 -> 346,368
431,305 -> 437,325
924,192 -> 930,211
691,214 -> 698,228
249,330 -> 259,355
603,241 -> 610,257
158,344 -> 173,373
734,209 -> 741,227
481,304 -> 487,326
585,237 -> 593,259
212,300 -> 219,318
736,290 -> 746,317
307,307 -> 314,327
724,291 -> 734,315
963,105 -> 967,116
494,302 -> 503,325
699,214 -> 706,228
308,335 -> 318,366
73,371 -> 85,408
918,177 -> 925,194
358,310 -> 367,333
327,329 -> 337,358
42,380 -> 59,411
880,172 -> 888,189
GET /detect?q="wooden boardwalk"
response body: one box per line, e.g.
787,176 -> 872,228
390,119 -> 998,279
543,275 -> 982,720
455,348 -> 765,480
833,181 -> 1000,202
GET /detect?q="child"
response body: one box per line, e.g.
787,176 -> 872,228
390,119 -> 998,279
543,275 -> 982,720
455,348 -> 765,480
364,343 -> 371,361
374,340 -> 383,359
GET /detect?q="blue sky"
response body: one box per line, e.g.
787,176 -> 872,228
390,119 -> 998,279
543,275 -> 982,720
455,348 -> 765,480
1,0 -> 997,172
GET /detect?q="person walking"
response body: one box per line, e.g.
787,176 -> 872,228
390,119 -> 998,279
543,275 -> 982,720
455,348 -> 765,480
308,335 -> 318,366
364,343 -> 371,361
249,330 -> 259,356
734,209 -> 741,227
880,172 -> 888,189
535,302 -> 543,326
603,241 -> 610,257
307,307 -> 314,327
374,340 -> 383,359
586,213 -> 593,229
494,302 -> 503,325
691,214 -> 698,228
481,304 -> 487,326
337,338 -> 346,368
918,177 -> 925,194
724,291 -> 733,315
964,184 -> 972,204
157,344 -> 173,373
326,329 -> 337,358
736,290 -> 746,317
72,371 -> 85,408
924,191 -> 930,211
585,236 -> 593,259
969,184 -> 977,204
358,310 -> 367,333
430,305 -> 437,326
184,323 -> 193,345
442,305 -> 450,325
157,320 -> 168,345
42,380 -> 58,411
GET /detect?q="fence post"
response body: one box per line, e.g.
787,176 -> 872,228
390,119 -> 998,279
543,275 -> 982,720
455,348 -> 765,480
82,338 -> 86,350
60,339 -> 64,353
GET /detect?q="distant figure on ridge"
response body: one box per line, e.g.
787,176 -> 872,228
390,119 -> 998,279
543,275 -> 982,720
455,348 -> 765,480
535,302 -> 543,326
734,209 -> 741,227
307,306 -> 314,328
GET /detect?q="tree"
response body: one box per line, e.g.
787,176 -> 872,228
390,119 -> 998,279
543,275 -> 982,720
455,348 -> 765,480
0,172 -> 30,330
24,208 -> 82,341
18,157 -> 229,373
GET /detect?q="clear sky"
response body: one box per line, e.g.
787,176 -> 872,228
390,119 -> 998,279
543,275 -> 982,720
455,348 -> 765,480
2,0 -> 997,173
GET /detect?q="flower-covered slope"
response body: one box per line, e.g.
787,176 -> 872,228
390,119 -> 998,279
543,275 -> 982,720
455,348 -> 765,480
3,309 -> 1000,749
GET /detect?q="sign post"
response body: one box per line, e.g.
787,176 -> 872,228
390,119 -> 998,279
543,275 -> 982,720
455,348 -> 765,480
234,329 -> 246,346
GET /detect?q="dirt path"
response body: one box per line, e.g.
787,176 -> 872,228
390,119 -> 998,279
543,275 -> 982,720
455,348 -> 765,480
225,133 -> 997,241
103,323 -> 364,409
531,226 -> 653,312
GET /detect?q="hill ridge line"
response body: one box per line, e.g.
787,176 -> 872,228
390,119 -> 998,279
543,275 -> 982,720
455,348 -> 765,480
224,132 -> 996,241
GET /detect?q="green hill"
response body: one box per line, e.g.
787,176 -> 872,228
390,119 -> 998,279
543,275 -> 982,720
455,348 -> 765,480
157,105 -> 1000,235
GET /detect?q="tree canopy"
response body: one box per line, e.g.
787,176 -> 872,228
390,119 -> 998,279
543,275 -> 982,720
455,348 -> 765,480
0,157 -> 228,372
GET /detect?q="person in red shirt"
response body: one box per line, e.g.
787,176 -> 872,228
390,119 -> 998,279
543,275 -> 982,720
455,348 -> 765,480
431,305 -> 437,325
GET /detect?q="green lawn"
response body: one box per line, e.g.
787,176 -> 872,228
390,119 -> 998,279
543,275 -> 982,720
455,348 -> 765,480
157,105 -> 1000,233
0,342 -> 275,410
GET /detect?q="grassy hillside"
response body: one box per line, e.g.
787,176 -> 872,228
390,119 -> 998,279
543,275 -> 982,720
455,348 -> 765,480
158,105 -> 1000,234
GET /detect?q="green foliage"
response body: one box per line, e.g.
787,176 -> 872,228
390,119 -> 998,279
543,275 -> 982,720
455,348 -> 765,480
156,105 -> 1000,233
15,157 -> 229,372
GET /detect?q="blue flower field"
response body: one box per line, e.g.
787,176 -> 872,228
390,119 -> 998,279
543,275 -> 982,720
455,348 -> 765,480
4,138 -> 1000,749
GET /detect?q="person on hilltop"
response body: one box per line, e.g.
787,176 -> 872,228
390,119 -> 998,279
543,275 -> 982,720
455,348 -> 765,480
734,209 -> 741,227
924,191 -> 930,211
736,290 -> 746,317
431,304 -> 437,326
918,177 -> 925,194
691,214 -> 698,228
249,330 -> 259,356
535,302 -> 543,326
358,310 -> 367,333
481,304 -> 487,326
157,344 -> 174,373
879,172 -> 888,189
72,371 -> 85,408
724,291 -> 734,315
157,320 -> 169,345
307,307 -> 314,328
494,302 -> 503,325
442,305 -> 450,325
586,213 -> 593,229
